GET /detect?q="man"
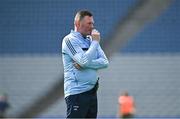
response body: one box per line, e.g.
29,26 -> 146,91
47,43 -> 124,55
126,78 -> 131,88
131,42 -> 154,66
62,10 -> 109,118
118,91 -> 135,118
0,93 -> 9,118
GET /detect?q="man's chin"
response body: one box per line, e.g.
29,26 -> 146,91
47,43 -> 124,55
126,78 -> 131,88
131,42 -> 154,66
87,32 -> 92,35
83,31 -> 91,36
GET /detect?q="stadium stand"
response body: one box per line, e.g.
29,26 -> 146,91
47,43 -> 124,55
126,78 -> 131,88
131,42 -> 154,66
0,0 -> 137,54
0,0 -> 180,118
121,0 -> 180,53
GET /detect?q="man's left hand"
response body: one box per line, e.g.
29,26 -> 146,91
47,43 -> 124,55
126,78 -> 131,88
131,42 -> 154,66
74,62 -> 82,70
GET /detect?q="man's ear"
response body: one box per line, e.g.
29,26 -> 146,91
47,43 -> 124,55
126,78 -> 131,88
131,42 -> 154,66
75,20 -> 80,28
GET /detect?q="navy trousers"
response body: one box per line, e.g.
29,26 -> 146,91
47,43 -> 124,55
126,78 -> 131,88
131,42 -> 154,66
65,82 -> 98,118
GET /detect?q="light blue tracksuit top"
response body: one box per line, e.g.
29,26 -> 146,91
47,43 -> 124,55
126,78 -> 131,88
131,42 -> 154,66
62,30 -> 109,98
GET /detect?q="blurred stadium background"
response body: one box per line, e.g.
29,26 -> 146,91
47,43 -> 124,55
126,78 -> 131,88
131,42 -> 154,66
0,0 -> 180,118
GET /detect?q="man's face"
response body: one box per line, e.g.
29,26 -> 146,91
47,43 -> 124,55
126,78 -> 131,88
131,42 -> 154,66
79,16 -> 94,36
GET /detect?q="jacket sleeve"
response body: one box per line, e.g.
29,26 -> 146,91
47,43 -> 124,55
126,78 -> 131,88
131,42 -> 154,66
63,37 -> 99,68
84,45 -> 109,69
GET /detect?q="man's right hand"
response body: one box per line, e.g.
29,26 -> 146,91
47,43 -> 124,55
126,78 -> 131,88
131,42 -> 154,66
91,29 -> 100,42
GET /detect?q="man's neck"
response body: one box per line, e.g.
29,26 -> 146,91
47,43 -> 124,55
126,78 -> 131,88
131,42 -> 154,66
74,29 -> 87,38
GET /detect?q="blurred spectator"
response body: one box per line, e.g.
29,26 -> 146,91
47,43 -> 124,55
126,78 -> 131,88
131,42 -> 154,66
118,91 -> 135,118
0,93 -> 10,118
